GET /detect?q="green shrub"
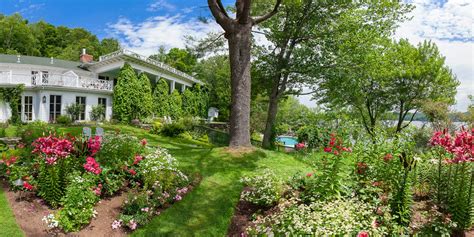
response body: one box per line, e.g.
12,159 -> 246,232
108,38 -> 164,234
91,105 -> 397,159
90,105 -> 106,121
56,115 -> 72,125
96,134 -> 144,170
57,173 -> 100,232
160,122 -> 185,137
240,170 -> 283,206
65,103 -> 83,122
17,121 -> 54,144
150,120 -> 163,134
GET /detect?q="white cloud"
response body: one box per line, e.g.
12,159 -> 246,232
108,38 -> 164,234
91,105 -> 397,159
147,0 -> 176,12
395,0 -> 473,111
108,15 -> 220,56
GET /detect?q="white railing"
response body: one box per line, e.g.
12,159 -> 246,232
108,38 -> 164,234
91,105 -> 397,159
0,71 -> 113,91
99,49 -> 200,84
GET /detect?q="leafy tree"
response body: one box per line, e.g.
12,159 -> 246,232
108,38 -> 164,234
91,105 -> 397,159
208,0 -> 283,147
113,63 -> 141,122
387,40 -> 459,132
168,90 -> 183,119
254,1 -> 412,148
153,79 -> 171,117
138,73 -> 154,119
462,95 -> 474,126
149,47 -> 197,74
195,55 -> 231,121
0,13 -> 119,60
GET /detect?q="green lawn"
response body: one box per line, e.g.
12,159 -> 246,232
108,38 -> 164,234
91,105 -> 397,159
0,124 -> 311,237
0,187 -> 24,237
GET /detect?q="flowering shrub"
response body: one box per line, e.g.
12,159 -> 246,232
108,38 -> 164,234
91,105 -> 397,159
87,136 -> 102,156
32,135 -> 73,165
56,173 -> 100,232
247,198 -> 390,236
96,134 -> 144,170
240,170 -> 283,206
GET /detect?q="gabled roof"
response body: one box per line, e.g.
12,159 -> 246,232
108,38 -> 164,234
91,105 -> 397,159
0,54 -> 89,72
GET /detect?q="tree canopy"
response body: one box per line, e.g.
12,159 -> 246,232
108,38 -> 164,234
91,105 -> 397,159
0,13 -> 120,60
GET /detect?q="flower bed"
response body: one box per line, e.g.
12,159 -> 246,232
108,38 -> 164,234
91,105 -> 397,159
0,131 -> 192,234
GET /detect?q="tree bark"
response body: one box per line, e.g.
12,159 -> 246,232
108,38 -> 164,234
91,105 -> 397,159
227,24 -> 253,147
262,82 -> 280,148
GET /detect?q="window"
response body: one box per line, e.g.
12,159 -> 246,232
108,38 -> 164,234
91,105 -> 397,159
98,75 -> 109,80
24,96 -> 33,121
49,95 -> 62,122
98,98 -> 107,119
76,96 -> 86,120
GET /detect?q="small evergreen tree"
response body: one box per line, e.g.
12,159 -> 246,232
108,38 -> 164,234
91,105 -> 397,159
138,72 -> 153,119
113,63 -> 141,122
169,89 -> 183,119
182,88 -> 197,116
153,78 -> 170,117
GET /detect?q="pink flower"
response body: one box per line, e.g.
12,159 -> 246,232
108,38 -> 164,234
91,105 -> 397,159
295,143 -> 305,150
357,231 -> 369,237
92,184 -> 102,196
133,155 -> 143,165
87,136 -> 102,156
111,220 -> 122,229
23,181 -> 33,191
174,195 -> 182,201
128,169 -> 136,176
17,143 -> 25,149
324,147 -> 332,153
128,220 -> 137,230
83,157 -> 102,175
141,207 -> 150,212
32,135 -> 73,165
140,138 -> 147,146
333,150 -> 340,156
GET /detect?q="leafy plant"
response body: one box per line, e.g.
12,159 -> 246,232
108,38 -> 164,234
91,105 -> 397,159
65,103 -> 83,122
56,115 -> 72,125
240,169 -> 283,206
160,122 -> 185,137
90,105 -> 106,121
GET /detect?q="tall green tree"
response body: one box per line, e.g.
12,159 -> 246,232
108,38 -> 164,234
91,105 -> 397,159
387,40 -> 459,132
113,63 -> 142,122
255,0 -> 412,148
208,0 -> 282,147
169,90 -> 183,119
182,88 -> 197,116
195,55 -> 231,121
149,47 -> 197,74
138,73 -> 154,119
152,79 -> 171,117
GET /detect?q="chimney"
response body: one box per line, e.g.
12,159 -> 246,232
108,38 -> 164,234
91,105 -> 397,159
80,48 -> 93,63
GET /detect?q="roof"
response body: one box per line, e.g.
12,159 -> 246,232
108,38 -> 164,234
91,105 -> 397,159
0,54 -> 88,72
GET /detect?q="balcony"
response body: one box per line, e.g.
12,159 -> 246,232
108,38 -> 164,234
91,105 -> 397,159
0,71 -> 113,91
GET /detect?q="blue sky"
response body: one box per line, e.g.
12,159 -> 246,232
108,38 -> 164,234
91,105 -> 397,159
0,0 -> 473,111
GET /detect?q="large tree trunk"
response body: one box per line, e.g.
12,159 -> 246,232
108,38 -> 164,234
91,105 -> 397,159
262,83 -> 280,149
227,24 -> 252,147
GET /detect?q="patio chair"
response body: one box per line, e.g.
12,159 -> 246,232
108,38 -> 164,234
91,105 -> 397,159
95,127 -> 104,137
82,127 -> 91,138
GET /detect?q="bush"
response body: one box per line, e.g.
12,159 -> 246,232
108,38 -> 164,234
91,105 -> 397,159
96,134 -> 144,170
247,198 -> 392,236
90,105 -> 106,121
150,120 -> 163,134
65,103 -> 83,121
160,122 -> 185,137
240,170 -> 283,206
56,115 -> 72,125
17,121 -> 54,144
57,173 -> 100,232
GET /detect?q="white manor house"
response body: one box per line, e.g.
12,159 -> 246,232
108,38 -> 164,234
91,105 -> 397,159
0,49 -> 203,122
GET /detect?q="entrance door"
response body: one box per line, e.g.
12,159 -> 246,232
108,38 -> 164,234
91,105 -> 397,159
49,95 -> 62,122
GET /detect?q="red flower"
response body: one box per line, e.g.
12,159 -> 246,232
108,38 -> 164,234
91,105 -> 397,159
357,231 -> 369,237
383,153 -> 393,162
23,181 -> 33,191
357,162 -> 368,174
32,135 -> 74,165
324,147 -> 332,153
133,155 -> 143,165
140,138 -> 148,146
129,169 -> 137,176
17,143 -> 25,149
83,157 -> 102,175
295,143 -> 305,150
306,173 -> 313,177
5,156 -> 18,167
333,150 -> 340,156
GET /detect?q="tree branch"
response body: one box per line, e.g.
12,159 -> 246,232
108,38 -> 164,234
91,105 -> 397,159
253,0 -> 282,25
208,0 -> 233,31
237,0 -> 252,24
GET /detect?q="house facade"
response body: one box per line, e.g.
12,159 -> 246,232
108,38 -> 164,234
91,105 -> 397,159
0,49 -> 202,122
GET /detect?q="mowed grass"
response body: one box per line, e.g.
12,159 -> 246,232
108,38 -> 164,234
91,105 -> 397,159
1,124 -> 311,236
0,187 -> 24,237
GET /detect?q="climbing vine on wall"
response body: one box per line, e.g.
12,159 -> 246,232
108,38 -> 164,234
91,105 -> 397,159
0,85 -> 24,124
